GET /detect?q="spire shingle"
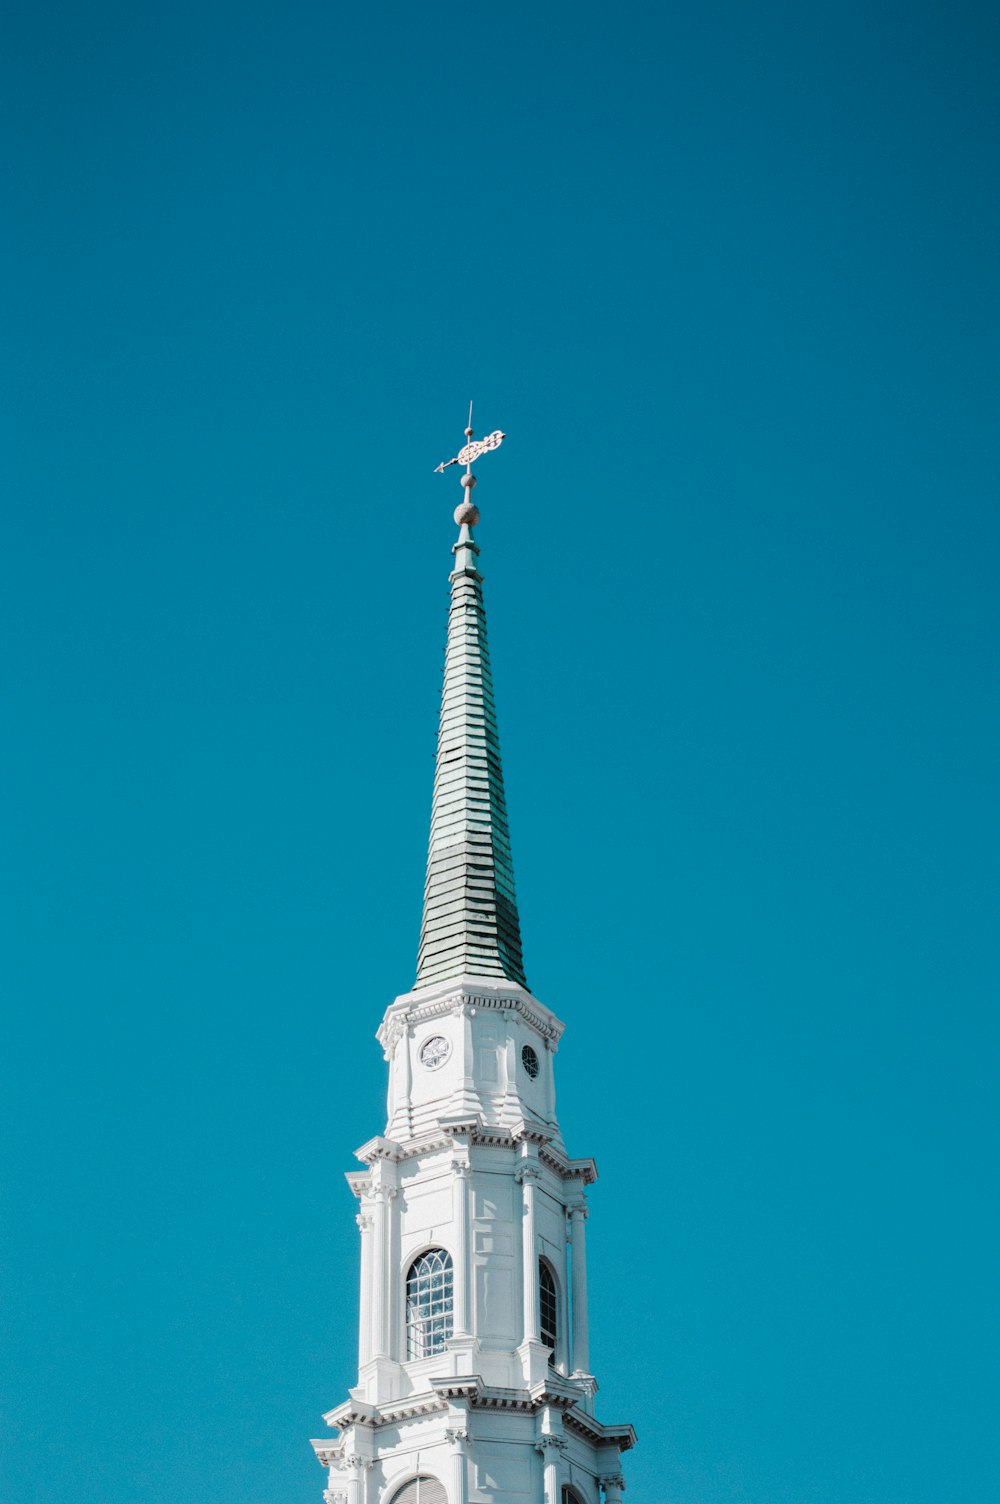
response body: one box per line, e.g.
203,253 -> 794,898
414,510 -> 527,990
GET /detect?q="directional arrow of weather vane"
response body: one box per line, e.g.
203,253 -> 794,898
434,428 -> 506,473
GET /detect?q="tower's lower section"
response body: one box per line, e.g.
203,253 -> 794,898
312,1374 -> 633,1504
313,979 -> 635,1504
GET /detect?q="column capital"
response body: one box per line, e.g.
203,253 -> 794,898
451,1159 -> 472,1179
534,1434 -> 567,1454
355,1212 -> 373,1232
371,1184 -> 398,1203
516,1163 -> 542,1186
445,1427 -> 470,1447
566,1198 -> 589,1220
343,1455 -> 374,1471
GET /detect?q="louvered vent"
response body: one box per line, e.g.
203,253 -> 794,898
389,1478 -> 447,1504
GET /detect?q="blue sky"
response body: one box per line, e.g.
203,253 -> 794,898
2,2 -> 998,1502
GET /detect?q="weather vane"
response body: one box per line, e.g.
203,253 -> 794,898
434,401 -> 506,474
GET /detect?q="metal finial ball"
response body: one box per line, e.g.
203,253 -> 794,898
454,500 -> 480,527
460,472 -> 477,489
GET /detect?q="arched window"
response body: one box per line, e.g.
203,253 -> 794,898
406,1248 -> 453,1360
539,1257 -> 558,1354
561,1489 -> 586,1504
389,1477 -> 447,1504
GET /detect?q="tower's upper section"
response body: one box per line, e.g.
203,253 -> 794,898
415,423 -> 526,990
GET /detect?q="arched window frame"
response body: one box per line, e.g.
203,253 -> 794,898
539,1255 -> 560,1368
405,1247 -> 454,1361
388,1475 -> 448,1504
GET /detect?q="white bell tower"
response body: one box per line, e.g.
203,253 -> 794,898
312,417 -> 635,1504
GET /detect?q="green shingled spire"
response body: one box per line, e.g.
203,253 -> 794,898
416,424 -> 526,990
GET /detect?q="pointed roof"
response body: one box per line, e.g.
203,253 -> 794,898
415,455 -> 527,991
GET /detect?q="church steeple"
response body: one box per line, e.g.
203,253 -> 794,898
310,412 -> 636,1504
415,417 -> 526,990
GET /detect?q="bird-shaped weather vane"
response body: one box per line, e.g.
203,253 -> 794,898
434,402 -> 506,474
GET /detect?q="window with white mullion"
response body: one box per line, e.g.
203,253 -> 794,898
405,1249 -> 454,1360
539,1257 -> 558,1360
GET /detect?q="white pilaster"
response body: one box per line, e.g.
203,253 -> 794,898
516,1159 -> 551,1387
388,1182 -> 401,1360
601,1471 -> 626,1504
519,1164 -> 540,1343
544,1036 -> 557,1125
446,1426 -> 470,1504
369,1183 -> 397,1360
451,1157 -> 472,1337
400,1022 -> 413,1138
355,1207 -> 373,1370
568,1199 -> 590,1376
343,1455 -> 364,1504
536,1434 -> 566,1504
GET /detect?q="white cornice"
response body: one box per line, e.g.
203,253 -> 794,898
377,978 -> 565,1055
509,1117 -> 554,1147
346,1123 -> 596,1184
471,1386 -> 536,1413
529,1372 -> 582,1410
353,1135 -> 404,1166
437,1113 -> 480,1139
316,1380 -> 632,1450
563,1408 -> 638,1452
375,1392 -> 449,1425
344,1171 -> 370,1201
430,1374 -> 483,1402
322,1398 -> 377,1430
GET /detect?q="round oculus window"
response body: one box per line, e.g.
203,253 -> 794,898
419,1035 -> 451,1070
521,1044 -> 540,1079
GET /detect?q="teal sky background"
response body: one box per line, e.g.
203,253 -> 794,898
2,2 -> 998,1502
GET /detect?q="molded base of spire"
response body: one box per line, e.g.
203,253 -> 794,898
378,976 -> 566,1151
